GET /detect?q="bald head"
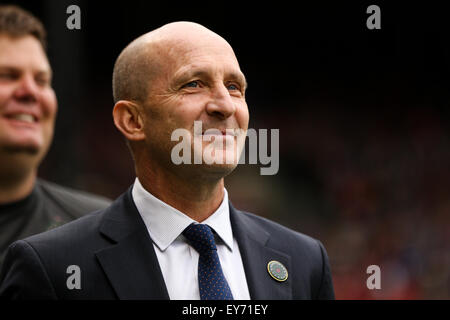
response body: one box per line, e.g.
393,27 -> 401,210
112,21 -> 236,104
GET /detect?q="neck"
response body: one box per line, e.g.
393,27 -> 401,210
0,168 -> 36,204
136,161 -> 225,222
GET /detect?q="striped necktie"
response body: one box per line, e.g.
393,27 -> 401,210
183,223 -> 234,300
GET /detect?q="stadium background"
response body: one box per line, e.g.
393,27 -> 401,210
9,0 -> 450,299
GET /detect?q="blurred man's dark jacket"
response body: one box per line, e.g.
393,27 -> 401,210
0,179 -> 111,268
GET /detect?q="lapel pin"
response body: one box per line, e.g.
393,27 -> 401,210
267,260 -> 288,282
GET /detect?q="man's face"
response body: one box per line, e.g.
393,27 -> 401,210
140,36 -> 249,177
0,35 -> 57,159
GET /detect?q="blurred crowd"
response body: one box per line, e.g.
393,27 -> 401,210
298,107 -> 449,299
264,101 -> 449,299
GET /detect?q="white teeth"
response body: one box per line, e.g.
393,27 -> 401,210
11,114 -> 35,123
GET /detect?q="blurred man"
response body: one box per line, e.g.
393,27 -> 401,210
0,21 -> 334,299
0,5 -> 111,268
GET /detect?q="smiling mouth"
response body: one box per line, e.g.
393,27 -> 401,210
4,113 -> 38,123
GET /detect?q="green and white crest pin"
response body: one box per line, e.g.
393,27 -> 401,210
267,260 -> 288,282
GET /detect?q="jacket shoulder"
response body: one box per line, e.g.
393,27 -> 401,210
0,209 -> 112,299
235,209 -> 335,299
237,210 -> 320,248
23,209 -> 106,249
37,179 -> 112,218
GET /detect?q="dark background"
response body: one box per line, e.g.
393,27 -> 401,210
7,0 -> 450,299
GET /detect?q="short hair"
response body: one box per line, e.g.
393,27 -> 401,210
0,5 -> 47,50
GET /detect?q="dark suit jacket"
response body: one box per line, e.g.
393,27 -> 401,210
0,187 -> 335,300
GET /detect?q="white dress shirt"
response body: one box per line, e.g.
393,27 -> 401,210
131,178 -> 250,300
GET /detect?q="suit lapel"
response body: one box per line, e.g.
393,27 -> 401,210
230,203 -> 292,300
95,188 -> 169,300
93,188 -> 292,300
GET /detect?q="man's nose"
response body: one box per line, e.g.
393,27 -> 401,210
205,84 -> 236,120
13,74 -> 39,104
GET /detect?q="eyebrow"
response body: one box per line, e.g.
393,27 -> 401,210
0,65 -> 52,77
174,67 -> 248,90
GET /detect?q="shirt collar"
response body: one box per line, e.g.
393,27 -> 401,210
131,178 -> 234,252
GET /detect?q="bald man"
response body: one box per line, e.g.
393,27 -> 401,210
0,22 -> 335,300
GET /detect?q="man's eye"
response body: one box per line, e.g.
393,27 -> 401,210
183,81 -> 199,88
35,77 -> 50,86
227,84 -> 239,91
0,73 -> 16,80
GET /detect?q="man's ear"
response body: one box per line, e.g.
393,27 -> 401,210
113,100 -> 145,141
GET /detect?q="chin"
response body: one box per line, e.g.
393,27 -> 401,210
0,133 -> 52,162
200,162 -> 238,179
1,142 -> 41,155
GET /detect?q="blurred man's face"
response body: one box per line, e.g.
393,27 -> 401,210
140,34 -> 249,177
0,35 -> 57,161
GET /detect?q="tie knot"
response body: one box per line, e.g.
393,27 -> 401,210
183,224 -> 217,254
